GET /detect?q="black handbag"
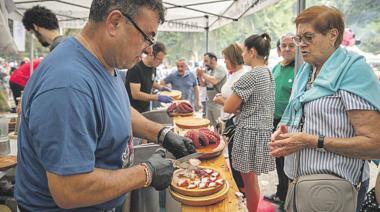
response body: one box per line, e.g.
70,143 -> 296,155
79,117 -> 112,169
222,115 -> 236,140
360,187 -> 380,212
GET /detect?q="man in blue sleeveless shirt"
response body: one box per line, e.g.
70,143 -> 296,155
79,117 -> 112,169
15,1 -> 195,211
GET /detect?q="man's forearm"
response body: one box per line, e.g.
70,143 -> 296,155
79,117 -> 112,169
152,82 -> 161,90
47,165 -> 146,209
203,74 -> 218,85
194,86 -> 200,105
132,91 -> 158,102
131,107 -> 163,141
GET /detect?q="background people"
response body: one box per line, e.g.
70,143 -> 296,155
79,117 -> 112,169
224,33 -> 275,212
161,58 -> 201,110
264,33 -> 295,209
213,43 -> 247,193
22,5 -> 65,51
196,52 -> 227,127
125,42 -> 172,113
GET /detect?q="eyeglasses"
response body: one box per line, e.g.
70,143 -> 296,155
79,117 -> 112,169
120,11 -> 156,47
292,32 -> 316,46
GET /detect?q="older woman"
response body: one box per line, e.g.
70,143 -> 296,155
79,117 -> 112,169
213,43 -> 247,192
270,5 -> 380,212
225,34 -> 275,212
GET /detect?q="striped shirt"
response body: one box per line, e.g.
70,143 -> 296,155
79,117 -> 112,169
284,89 -> 376,185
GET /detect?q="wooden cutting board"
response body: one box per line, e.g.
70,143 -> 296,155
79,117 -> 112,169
171,168 -> 224,197
196,139 -> 225,159
169,181 -> 229,206
0,155 -> 17,170
160,90 -> 182,100
175,118 -> 210,129
168,112 -> 193,117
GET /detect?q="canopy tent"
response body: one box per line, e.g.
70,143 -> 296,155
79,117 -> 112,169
11,0 -> 280,32
0,0 -> 18,53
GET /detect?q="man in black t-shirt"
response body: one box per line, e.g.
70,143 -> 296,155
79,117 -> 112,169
126,42 -> 172,112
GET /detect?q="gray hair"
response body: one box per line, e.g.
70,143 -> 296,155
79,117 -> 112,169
280,32 -> 295,43
89,0 -> 165,23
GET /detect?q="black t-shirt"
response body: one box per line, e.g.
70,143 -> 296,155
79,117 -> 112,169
125,60 -> 156,113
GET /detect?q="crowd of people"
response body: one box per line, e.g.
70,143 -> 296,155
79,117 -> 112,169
0,1 -> 379,212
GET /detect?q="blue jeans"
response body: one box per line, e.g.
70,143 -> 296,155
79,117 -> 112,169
356,178 -> 369,212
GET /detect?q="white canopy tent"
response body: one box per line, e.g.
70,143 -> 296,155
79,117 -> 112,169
5,0 -> 280,51
11,0 -> 280,31
2,0 -> 306,71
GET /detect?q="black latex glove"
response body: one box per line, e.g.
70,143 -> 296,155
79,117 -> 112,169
163,131 -> 196,159
144,148 -> 174,191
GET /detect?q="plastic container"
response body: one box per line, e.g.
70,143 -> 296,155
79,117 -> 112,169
0,137 -> 10,155
0,117 -> 10,138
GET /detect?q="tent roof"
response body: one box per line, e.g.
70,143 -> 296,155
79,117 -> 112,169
13,0 -> 279,32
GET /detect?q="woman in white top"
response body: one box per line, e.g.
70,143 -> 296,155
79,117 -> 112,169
213,44 -> 247,193
214,44 -> 247,119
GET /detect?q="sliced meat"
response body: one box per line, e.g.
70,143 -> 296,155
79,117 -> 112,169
198,182 -> 208,189
211,172 -> 219,178
215,179 -> 224,185
187,183 -> 197,189
177,179 -> 189,187
208,182 -> 217,188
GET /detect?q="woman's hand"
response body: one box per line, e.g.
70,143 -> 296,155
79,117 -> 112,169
269,126 -> 317,157
213,93 -> 225,105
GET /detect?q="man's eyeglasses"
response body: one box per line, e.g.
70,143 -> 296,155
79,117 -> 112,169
120,11 -> 156,47
292,32 -> 316,46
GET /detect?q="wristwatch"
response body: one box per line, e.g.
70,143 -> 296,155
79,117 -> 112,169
157,126 -> 173,144
317,135 -> 325,149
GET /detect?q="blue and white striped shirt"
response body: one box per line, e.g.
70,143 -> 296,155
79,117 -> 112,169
284,90 -> 376,184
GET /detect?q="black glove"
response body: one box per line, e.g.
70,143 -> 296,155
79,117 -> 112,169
144,148 -> 174,191
163,131 -> 196,159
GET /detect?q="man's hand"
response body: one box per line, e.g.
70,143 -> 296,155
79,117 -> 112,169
158,95 -> 173,103
144,148 -> 174,191
159,86 -> 172,92
194,102 -> 202,111
162,131 -> 196,158
196,68 -> 204,78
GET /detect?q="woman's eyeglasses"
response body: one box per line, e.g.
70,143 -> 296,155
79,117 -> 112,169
292,32 -> 316,46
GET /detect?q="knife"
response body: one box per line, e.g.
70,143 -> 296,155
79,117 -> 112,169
176,152 -> 204,163
171,152 -> 204,169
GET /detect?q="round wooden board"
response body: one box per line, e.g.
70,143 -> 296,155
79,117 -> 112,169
169,181 -> 229,206
175,118 -> 210,129
160,90 -> 182,100
0,155 -> 17,170
168,112 -> 193,117
171,167 -> 225,197
196,139 -> 225,159
0,205 -> 11,212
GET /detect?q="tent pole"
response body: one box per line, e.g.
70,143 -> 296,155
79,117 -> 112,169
205,15 -> 209,52
295,0 -> 306,75
29,32 -> 34,75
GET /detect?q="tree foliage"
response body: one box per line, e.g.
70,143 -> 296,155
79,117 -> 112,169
158,0 -> 380,65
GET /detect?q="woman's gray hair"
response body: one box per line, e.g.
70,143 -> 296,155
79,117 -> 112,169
89,0 -> 165,23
